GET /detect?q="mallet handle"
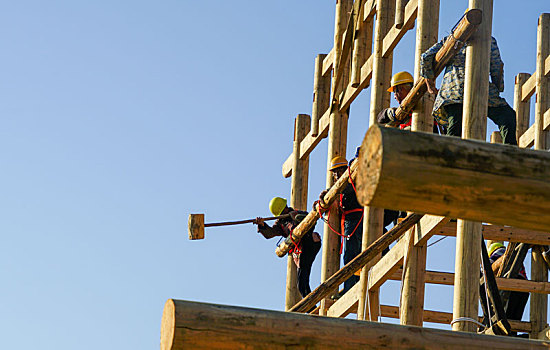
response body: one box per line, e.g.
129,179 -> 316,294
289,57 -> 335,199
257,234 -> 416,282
205,214 -> 290,228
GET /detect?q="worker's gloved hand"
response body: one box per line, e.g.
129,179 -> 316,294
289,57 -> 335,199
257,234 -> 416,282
289,211 -> 299,222
255,217 -> 265,226
319,189 -> 328,203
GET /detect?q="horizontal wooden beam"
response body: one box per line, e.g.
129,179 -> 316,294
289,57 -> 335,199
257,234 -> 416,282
382,0 -> 418,58
435,222 -> 550,246
379,305 -> 532,333
356,125 -> 550,232
161,299 -> 548,349
389,270 -> 550,294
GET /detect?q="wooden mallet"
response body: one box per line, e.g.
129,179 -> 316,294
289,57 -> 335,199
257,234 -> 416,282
188,213 -> 290,240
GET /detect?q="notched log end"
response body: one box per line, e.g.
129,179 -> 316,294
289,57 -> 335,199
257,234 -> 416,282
161,299 -> 176,350
465,9 -> 482,25
356,124 -> 384,207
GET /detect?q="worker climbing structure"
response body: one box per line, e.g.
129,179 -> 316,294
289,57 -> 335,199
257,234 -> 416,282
165,0 -> 550,348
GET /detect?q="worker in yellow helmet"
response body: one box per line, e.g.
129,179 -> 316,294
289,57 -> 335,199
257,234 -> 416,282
377,71 -> 415,130
480,240 -> 528,327
255,197 -> 321,298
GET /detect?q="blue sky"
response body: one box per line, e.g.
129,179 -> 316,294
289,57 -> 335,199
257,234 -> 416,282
0,1 -> 548,349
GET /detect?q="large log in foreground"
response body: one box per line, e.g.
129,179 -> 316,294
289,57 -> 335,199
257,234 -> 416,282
356,125 -> 550,232
160,299 -> 550,350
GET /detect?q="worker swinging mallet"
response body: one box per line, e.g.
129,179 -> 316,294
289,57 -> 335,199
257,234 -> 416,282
188,213 -> 290,240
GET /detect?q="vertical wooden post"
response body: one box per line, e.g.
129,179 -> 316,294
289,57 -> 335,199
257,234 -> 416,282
395,0 -> 407,29
357,0 -> 395,321
514,73 -> 531,142
531,247 -> 549,338
490,131 -> 502,144
452,0 -> 492,333
312,54 -> 330,137
400,0 -> 439,327
320,0 -> 353,315
534,14 -> 550,151
531,13 -> 550,339
286,114 -> 311,310
351,11 -> 374,88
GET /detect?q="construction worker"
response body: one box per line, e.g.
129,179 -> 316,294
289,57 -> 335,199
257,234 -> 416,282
319,155 -> 401,296
255,197 -> 321,298
480,241 -> 529,324
378,71 -> 442,133
420,32 -> 517,145
377,71 -> 415,130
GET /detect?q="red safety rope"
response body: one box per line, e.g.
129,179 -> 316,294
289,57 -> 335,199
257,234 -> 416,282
313,166 -> 364,254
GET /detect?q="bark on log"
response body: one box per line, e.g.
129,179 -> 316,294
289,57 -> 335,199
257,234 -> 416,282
160,299 -> 550,350
393,9 -> 482,122
356,125 -> 550,232
275,160 -> 358,258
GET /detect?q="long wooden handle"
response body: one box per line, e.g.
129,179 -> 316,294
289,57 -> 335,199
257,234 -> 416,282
204,214 -> 290,228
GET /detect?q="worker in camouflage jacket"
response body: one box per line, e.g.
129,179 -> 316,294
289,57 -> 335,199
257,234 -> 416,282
256,197 -> 321,298
420,35 -> 517,145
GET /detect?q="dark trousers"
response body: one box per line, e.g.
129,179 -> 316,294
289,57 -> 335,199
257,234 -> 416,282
342,210 -> 401,293
443,103 -> 517,145
297,231 -> 321,297
343,214 -> 363,294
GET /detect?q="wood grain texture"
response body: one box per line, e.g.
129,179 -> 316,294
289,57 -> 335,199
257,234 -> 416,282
356,125 -> 550,233
160,299 -> 550,350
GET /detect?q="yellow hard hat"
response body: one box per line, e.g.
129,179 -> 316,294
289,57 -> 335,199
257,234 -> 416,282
269,197 -> 287,216
329,156 -> 348,171
388,71 -> 414,92
488,241 -> 505,256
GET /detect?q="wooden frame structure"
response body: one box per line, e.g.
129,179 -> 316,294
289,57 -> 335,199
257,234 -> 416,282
167,1 -> 550,348
278,0 -> 550,341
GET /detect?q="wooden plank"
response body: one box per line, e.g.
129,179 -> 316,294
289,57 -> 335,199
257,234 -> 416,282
339,55 -> 373,111
522,73 -> 537,103
161,299 -> 547,350
367,235 -> 407,290
356,125 -> 550,233
282,108 -> 330,178
289,214 -> 423,313
414,215 -> 449,246
379,305 -> 532,333
515,73 -> 532,144
389,269 -> 550,294
362,0 -> 376,22
382,0 -> 418,58
519,124 -> 535,148
327,283 -> 359,318
435,223 -> 550,246
322,48 -> 334,76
